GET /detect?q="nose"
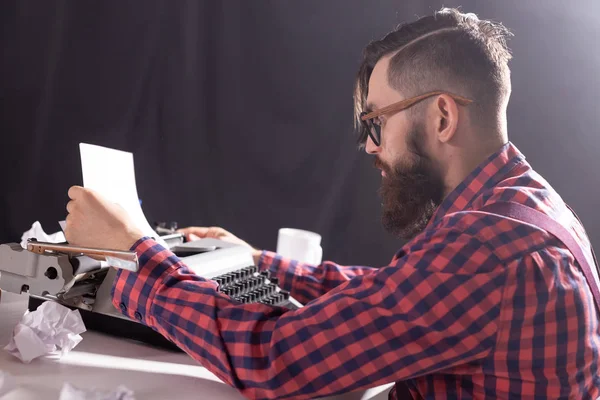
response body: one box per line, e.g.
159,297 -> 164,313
364,135 -> 381,155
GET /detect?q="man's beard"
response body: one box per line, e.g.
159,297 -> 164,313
376,125 -> 446,240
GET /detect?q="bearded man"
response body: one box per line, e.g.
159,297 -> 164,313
64,8 -> 600,399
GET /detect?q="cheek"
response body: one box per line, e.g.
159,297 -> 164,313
381,118 -> 409,162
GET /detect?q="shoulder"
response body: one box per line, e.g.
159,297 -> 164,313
400,217 -> 502,275
405,205 -> 556,275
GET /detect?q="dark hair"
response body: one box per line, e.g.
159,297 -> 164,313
354,7 -> 514,145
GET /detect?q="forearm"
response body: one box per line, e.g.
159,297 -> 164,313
112,238 -> 287,397
257,250 -> 378,304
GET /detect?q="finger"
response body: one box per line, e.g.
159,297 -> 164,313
64,214 -> 73,240
177,227 -> 210,242
207,227 -> 224,238
177,227 -> 201,234
177,227 -> 209,237
66,200 -> 75,214
188,233 -> 201,241
68,185 -> 85,200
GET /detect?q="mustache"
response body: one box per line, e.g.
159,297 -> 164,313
373,157 -> 390,174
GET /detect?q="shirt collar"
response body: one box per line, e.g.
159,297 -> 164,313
428,141 -> 527,225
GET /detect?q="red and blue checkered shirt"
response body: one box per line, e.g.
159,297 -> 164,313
112,142 -> 600,399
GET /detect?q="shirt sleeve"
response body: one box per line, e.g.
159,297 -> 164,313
256,250 -> 378,304
112,227 -> 507,400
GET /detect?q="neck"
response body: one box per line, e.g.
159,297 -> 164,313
442,134 -> 507,198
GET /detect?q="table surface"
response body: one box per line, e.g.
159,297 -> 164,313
0,292 -> 393,399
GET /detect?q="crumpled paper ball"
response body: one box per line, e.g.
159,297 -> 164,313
19,220 -> 66,249
4,301 -> 86,363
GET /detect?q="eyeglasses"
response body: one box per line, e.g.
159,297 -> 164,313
359,91 -> 473,147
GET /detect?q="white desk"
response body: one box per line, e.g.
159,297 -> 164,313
0,292 -> 392,399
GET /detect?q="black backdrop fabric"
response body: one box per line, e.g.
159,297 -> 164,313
2,0 -> 599,268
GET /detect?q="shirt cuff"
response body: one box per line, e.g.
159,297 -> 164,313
110,236 -> 187,327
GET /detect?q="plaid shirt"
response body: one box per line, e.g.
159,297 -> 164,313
112,142 -> 600,399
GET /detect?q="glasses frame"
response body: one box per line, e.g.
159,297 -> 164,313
359,91 -> 473,146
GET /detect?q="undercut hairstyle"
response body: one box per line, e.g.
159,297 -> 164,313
354,7 -> 514,145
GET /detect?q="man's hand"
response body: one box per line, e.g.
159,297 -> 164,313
178,226 -> 262,264
65,186 -> 144,251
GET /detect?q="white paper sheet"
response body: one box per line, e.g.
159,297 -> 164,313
4,301 -> 86,363
0,371 -> 17,397
59,382 -> 135,400
79,143 -> 167,248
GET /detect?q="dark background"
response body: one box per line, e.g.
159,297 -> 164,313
1,0 -> 599,267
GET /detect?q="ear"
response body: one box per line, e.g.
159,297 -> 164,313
434,94 -> 459,143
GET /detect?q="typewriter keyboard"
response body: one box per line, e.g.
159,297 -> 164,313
212,265 -> 298,309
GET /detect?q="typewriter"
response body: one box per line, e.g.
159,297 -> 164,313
0,230 -> 302,351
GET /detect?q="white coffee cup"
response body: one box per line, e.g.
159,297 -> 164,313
276,228 -> 323,265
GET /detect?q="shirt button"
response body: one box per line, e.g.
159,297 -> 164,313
134,311 -> 142,320
119,302 -> 127,312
